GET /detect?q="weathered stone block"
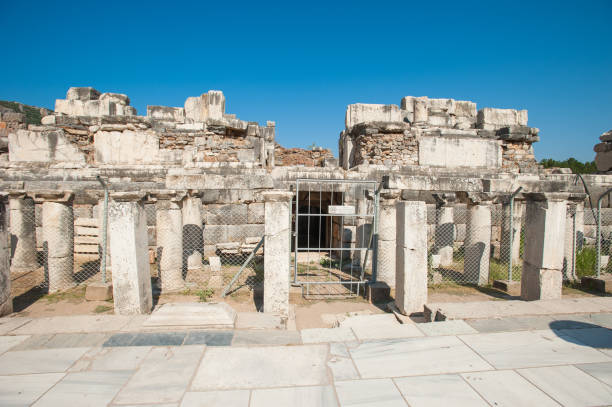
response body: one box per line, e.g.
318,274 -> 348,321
520,263 -> 562,301
67,87 -> 100,101
85,282 -> 113,301
366,281 -> 391,304
247,203 -> 264,224
205,204 -> 247,225
345,104 -> 402,130
203,224 -> 227,245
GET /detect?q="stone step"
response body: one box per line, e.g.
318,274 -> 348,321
143,302 -> 237,329
424,297 -> 612,322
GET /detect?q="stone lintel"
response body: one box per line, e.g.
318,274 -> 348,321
147,190 -> 187,202
32,190 -> 74,203
380,189 -> 401,201
7,190 -> 27,199
261,190 -> 293,202
432,192 -> 456,206
457,191 -> 496,205
110,191 -> 147,202
523,192 -> 571,202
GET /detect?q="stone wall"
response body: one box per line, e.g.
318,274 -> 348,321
274,145 -> 336,167
340,96 -> 540,173
595,130 -> 612,172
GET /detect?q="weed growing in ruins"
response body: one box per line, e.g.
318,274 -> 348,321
196,288 -> 215,302
576,247 -> 597,277
43,286 -> 86,303
94,305 -> 112,313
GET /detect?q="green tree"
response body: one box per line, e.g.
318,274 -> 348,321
540,157 -> 597,174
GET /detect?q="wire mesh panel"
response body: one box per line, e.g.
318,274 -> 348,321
9,199 -> 107,297
293,179 -> 378,298
593,206 -> 612,278
153,200 -> 264,299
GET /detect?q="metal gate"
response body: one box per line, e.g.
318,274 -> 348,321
292,179 -> 379,297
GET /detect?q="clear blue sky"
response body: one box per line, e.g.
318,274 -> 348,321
1,0 -> 610,162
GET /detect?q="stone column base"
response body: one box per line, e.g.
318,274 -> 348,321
521,262 -> 562,301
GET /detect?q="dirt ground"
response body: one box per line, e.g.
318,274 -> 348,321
10,279 -> 606,329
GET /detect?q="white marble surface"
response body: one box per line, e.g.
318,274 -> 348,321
328,356 -> 360,381
0,347 -> 90,374
181,390 -> 250,407
0,335 -> 29,354
114,346 -> 205,404
32,370 -> 133,406
335,379 -> 407,406
461,370 -> 560,407
518,365 -> 612,406
250,385 -> 337,407
575,361 -> 612,386
191,345 -> 328,390
394,374 -> 488,407
416,320 -> 478,336
76,346 -> 152,371
0,373 -> 65,406
459,330 -> 610,369
350,336 -> 492,378
301,327 -> 357,343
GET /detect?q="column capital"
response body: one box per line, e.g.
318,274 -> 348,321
380,189 -> 401,201
7,190 -> 27,199
147,189 -> 187,202
110,191 -> 147,203
32,190 -> 74,203
261,190 -> 293,202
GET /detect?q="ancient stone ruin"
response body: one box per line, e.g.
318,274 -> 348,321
0,86 -> 610,317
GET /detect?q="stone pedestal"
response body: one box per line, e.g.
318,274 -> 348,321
395,200 -> 428,315
109,193 -> 152,315
376,190 -> 399,287
501,200 -> 524,264
153,192 -> 185,292
433,193 -> 456,267
464,202 -> 492,286
182,193 -> 203,272
37,191 -> 74,293
9,193 -> 38,272
0,195 -> 12,316
521,193 -> 568,301
262,190 -> 293,316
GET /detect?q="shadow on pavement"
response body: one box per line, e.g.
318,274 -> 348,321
550,320 -> 612,349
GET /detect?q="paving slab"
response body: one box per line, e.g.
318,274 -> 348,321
250,385 -> 337,407
462,370 -> 560,407
0,347 -> 90,374
575,362 -> 612,386
76,346 -> 152,371
427,300 -> 550,321
330,342 -> 351,358
535,298 -> 607,314
459,330 -> 610,369
465,318 -> 525,333
350,323 -> 424,341
10,334 -> 55,350
558,327 -> 612,355
130,331 -> 187,346
191,344 -> 328,390
232,330 -> 301,346
301,327 -> 356,343
12,315 -> 132,335
0,317 -> 31,335
394,374 -> 488,407
0,373 -> 65,407
335,378 -> 407,406
518,365 -> 612,406
184,330 -> 234,346
588,313 -> 612,329
416,320 -> 478,336
0,335 -> 29,354
144,302 -> 236,328
113,346 -> 206,404
578,297 -> 612,312
235,312 -> 284,330
103,333 -> 138,347
33,370 -> 133,407
42,332 -> 110,348
350,336 -> 493,378
181,390 -> 250,407
328,356 -> 360,381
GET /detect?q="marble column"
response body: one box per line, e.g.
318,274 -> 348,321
182,192 -> 203,272
0,194 -> 12,316
433,193 -> 456,267
8,192 -> 38,272
376,189 -> 400,287
109,192 -> 152,315
521,193 -> 568,301
464,196 -> 492,286
262,190 -> 293,316
153,191 -> 186,292
37,191 -> 75,293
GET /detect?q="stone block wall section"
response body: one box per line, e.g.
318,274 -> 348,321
8,87 -> 276,168
340,96 -> 540,173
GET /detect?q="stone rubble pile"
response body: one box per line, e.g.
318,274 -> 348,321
340,96 -> 540,173
594,130 -> 612,172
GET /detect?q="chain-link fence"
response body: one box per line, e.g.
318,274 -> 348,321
152,201 -> 264,300
9,199 -> 107,298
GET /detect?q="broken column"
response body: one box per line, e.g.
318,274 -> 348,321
153,191 -> 185,292
395,200 -> 428,315
521,193 -> 568,301
433,193 -> 456,267
182,192 -> 203,272
463,194 -> 493,286
109,192 -> 152,315
262,190 -> 293,315
376,189 -> 400,287
38,191 -> 75,292
501,200 -> 524,264
8,192 -> 39,272
0,194 -> 12,316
